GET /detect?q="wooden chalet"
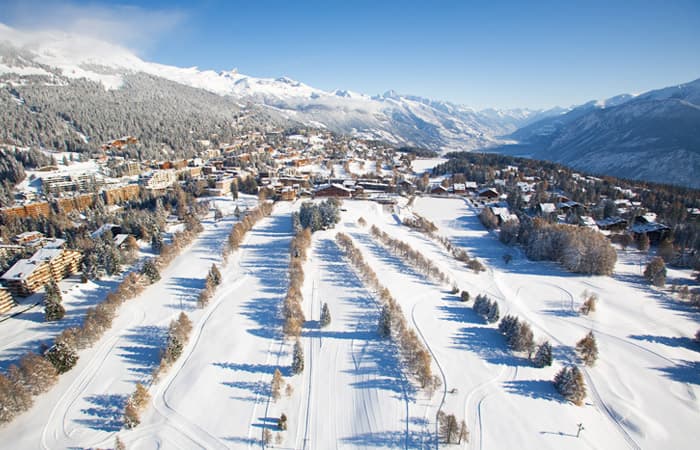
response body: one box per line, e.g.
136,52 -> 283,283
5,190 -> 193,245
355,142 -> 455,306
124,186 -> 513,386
313,183 -> 353,198
430,185 -> 449,196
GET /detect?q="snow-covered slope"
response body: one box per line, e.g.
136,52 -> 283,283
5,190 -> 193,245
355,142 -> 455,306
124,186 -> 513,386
0,23 -> 555,152
510,79 -> 700,188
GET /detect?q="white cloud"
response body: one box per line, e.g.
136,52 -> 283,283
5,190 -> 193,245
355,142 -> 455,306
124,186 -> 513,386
0,0 -> 186,55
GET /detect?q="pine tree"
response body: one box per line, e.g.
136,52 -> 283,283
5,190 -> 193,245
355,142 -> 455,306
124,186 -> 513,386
44,340 -> 78,374
320,302 -> 331,328
44,280 -> 65,322
292,340 -> 304,374
378,304 -> 392,337
460,291 -> 470,302
141,258 -> 160,283
151,233 -> 164,253
553,366 -> 587,405
533,341 -> 553,368
486,301 -> 500,323
576,331 -> 598,366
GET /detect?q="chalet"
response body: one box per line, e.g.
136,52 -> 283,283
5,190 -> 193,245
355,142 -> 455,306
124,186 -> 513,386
538,203 -> 557,216
464,181 -> 478,192
557,200 -> 581,212
13,231 -> 43,245
631,216 -> 671,243
477,188 -> 499,199
489,205 -> 519,225
430,185 -> 449,196
579,216 -> 599,230
313,184 -> 353,198
596,216 -> 628,232
453,183 -> 466,195
1,248 -> 82,297
0,287 -> 15,314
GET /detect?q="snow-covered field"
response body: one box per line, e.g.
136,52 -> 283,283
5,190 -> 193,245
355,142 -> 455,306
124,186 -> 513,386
0,197 -> 697,449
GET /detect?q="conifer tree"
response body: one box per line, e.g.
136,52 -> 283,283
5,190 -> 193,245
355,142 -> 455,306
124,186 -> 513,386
292,340 -> 304,374
576,331 -> 599,366
44,340 -> 78,374
378,304 -> 392,337
44,280 -> 65,322
533,341 -> 553,368
553,365 -> 587,405
141,258 -> 160,283
320,302 -> 331,328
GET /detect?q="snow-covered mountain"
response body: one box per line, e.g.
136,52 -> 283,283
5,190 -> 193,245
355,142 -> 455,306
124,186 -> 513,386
0,24 -> 555,152
510,79 -> 700,188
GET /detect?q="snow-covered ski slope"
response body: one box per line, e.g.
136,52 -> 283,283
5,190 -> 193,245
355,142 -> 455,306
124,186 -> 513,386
0,197 -> 697,449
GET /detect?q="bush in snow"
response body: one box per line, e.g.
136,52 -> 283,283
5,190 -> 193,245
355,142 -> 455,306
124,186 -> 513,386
44,280 -> 65,322
553,366 -> 586,406
479,207 -> 499,230
533,341 -> 553,368
320,302 -> 331,328
292,340 -> 304,375
644,257 -> 667,287
576,331 -> 598,366
115,436 -> 126,450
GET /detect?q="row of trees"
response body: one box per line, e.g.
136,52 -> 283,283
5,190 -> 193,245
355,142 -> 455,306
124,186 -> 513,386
0,200 -> 210,425
336,233 -> 439,391
437,411 -> 469,444
403,213 -> 485,272
473,294 -> 500,323
197,264 -> 222,308
369,225 -> 452,286
222,203 -> 274,261
0,352 -> 58,423
284,228 -> 311,337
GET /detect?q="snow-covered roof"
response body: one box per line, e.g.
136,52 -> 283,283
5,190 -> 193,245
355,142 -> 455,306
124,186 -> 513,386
539,203 -> 556,214
113,234 -> 130,247
1,259 -> 40,281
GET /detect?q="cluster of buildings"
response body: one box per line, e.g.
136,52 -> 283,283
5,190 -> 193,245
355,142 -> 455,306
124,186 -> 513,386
0,233 -> 82,312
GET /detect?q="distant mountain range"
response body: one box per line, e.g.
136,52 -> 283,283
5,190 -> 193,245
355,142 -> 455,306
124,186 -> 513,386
507,79 -> 700,188
0,23 -> 698,188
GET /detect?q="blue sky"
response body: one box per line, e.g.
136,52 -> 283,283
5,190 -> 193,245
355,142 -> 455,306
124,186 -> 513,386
1,0 -> 699,109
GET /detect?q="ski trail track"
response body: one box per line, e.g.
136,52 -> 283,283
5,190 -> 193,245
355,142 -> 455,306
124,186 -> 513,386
296,230 -> 414,449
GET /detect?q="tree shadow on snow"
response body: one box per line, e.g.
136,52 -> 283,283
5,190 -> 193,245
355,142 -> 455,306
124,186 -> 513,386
656,360 -> 700,385
341,428 -> 433,449
213,361 -> 292,377
315,238 -> 418,401
348,232 -> 432,287
117,325 -> 167,380
239,214 -> 291,340
630,334 -> 699,352
502,379 -> 564,403
74,393 -> 128,432
452,326 -> 525,367
166,276 -> 204,310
